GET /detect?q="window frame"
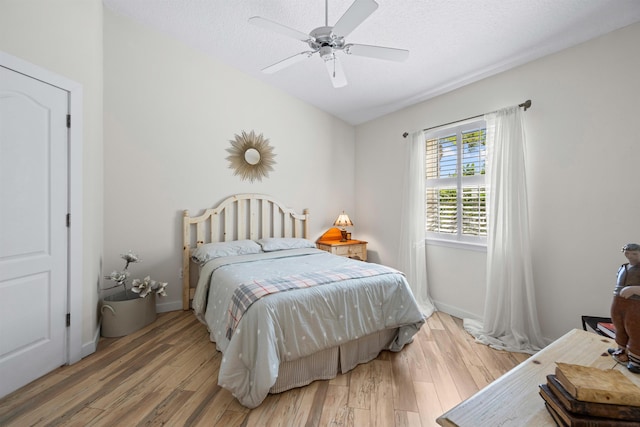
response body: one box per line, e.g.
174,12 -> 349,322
425,118 -> 487,248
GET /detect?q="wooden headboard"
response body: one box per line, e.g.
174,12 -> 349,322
182,193 -> 310,310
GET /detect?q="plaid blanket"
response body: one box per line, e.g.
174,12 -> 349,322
225,262 -> 400,339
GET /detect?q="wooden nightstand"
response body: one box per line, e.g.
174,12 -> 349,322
316,228 -> 367,261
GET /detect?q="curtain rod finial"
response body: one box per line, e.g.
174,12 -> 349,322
520,99 -> 532,111
402,132 -> 409,138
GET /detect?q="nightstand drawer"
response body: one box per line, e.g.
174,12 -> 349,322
316,240 -> 368,261
335,244 -> 365,260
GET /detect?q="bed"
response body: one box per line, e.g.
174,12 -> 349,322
182,193 -> 425,408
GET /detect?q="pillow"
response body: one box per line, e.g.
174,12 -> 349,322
191,239 -> 262,264
256,237 -> 316,252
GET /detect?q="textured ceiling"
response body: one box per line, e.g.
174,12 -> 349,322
102,0 -> 640,125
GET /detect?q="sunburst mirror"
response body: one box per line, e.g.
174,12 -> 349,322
226,130 -> 276,183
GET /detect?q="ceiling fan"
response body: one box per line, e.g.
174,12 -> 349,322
248,0 -> 409,88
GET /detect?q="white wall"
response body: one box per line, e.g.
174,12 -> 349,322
0,0 -> 104,350
3,1 -> 636,350
355,22 -> 640,341
103,9 -> 356,312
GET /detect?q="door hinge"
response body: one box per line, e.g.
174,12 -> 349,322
66,313 -> 71,327
66,213 -> 71,227
66,114 -> 71,128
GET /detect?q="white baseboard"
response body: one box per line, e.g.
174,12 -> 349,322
433,300 -> 482,322
433,301 -> 553,347
156,299 -> 182,313
81,324 -> 100,359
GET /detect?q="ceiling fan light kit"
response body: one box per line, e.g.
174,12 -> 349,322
249,0 -> 409,88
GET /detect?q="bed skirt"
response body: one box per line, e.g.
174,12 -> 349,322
269,328 -> 398,394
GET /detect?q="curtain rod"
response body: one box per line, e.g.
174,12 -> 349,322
402,99 -> 532,138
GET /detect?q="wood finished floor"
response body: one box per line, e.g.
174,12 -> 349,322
0,310 -> 529,427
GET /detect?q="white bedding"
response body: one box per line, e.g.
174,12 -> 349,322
192,248 -> 425,408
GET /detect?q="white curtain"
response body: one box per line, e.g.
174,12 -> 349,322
398,131 -> 436,317
464,106 -> 548,354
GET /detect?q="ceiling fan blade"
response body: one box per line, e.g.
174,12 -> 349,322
323,54 -> 347,88
248,16 -> 312,43
345,43 -> 409,62
261,51 -> 314,74
332,0 -> 379,38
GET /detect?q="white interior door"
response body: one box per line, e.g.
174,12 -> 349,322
0,65 -> 68,397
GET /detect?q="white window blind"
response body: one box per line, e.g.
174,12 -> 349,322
425,119 -> 487,244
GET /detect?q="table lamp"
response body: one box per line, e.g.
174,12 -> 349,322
333,211 -> 353,242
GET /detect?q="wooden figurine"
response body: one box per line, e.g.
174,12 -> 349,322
609,243 -> 640,373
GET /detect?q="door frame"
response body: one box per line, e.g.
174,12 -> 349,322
0,50 -> 83,364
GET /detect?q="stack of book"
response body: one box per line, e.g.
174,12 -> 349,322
539,362 -> 640,426
596,321 -> 616,339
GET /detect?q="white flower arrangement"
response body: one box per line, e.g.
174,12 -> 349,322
103,251 -> 168,298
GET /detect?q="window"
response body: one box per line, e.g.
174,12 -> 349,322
425,119 -> 487,245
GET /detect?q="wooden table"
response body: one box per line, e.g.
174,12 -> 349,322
436,329 -> 640,426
